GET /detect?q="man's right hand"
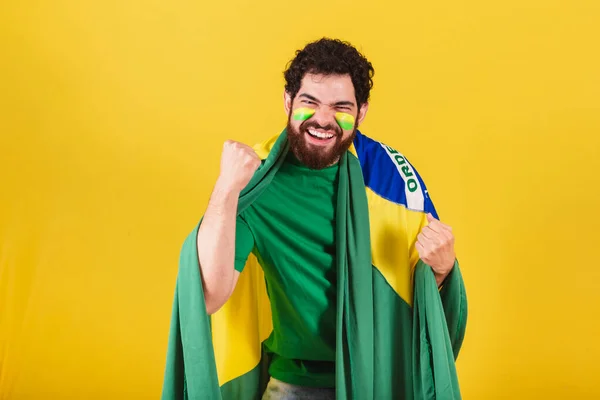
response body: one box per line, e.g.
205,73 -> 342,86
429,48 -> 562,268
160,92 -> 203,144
217,140 -> 262,193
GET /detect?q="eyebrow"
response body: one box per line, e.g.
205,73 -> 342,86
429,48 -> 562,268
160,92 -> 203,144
298,93 -> 355,108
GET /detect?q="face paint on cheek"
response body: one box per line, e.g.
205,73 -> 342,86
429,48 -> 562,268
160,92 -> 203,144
292,107 -> 316,122
335,112 -> 356,131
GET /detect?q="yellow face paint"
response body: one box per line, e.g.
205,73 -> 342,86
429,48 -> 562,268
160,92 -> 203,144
335,112 -> 356,130
292,107 -> 315,121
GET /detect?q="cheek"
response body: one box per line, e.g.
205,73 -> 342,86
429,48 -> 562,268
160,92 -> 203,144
335,112 -> 356,131
340,129 -> 353,142
289,119 -> 304,133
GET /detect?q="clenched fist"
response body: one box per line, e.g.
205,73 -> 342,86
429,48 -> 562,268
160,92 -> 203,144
416,213 -> 456,284
217,140 -> 262,193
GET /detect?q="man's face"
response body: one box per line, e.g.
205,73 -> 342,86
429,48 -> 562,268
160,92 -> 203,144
285,73 -> 368,170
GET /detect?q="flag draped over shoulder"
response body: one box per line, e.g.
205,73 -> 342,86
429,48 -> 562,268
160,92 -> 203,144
161,129 -> 467,400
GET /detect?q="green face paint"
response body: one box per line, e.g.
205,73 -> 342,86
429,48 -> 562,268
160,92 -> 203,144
292,107 -> 315,121
335,112 -> 356,131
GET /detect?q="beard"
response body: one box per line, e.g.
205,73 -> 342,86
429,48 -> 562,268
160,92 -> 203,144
286,112 -> 358,170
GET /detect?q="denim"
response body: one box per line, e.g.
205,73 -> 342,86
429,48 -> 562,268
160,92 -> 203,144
261,378 -> 336,400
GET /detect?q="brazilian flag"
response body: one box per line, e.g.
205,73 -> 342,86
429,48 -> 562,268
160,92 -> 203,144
161,129 -> 468,399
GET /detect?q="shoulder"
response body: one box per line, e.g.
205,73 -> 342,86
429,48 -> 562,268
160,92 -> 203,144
352,131 -> 438,217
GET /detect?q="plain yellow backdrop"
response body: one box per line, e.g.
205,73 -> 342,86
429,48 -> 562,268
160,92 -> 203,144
1,0 -> 599,398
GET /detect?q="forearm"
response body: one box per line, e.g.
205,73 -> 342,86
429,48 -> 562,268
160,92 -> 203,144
197,178 -> 240,313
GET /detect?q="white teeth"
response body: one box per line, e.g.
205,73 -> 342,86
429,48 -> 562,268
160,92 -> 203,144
308,129 -> 334,139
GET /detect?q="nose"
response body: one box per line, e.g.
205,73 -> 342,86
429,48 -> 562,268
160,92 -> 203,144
312,107 -> 337,129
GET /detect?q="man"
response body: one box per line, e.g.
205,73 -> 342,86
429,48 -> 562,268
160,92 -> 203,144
162,38 -> 467,400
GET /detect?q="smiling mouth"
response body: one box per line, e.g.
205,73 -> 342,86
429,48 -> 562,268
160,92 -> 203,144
306,128 -> 335,140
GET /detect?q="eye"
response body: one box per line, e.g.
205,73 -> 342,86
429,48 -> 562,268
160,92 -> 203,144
302,100 -> 315,105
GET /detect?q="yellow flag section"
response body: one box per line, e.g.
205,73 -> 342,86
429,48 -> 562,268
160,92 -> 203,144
364,187 -> 430,306
349,142 -> 431,307
210,254 -> 273,386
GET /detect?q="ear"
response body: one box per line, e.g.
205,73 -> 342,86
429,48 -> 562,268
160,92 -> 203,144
357,102 -> 369,126
284,91 -> 293,115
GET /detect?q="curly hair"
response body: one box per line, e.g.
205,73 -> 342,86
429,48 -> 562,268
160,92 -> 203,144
284,38 -> 375,107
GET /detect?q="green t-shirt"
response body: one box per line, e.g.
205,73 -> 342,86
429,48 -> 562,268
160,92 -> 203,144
234,152 -> 339,388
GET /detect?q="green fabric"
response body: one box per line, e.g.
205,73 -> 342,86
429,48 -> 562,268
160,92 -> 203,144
233,152 -> 339,387
161,129 -> 468,400
372,267 -> 414,398
413,260 -> 466,399
219,356 -> 270,400
334,143 -> 374,398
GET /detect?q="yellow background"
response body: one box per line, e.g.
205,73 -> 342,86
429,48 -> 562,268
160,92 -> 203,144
1,0 -> 599,398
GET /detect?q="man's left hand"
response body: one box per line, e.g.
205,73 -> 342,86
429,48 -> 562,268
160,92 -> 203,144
416,213 -> 456,286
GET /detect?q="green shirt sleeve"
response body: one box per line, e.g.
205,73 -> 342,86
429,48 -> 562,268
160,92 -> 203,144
234,215 -> 254,272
